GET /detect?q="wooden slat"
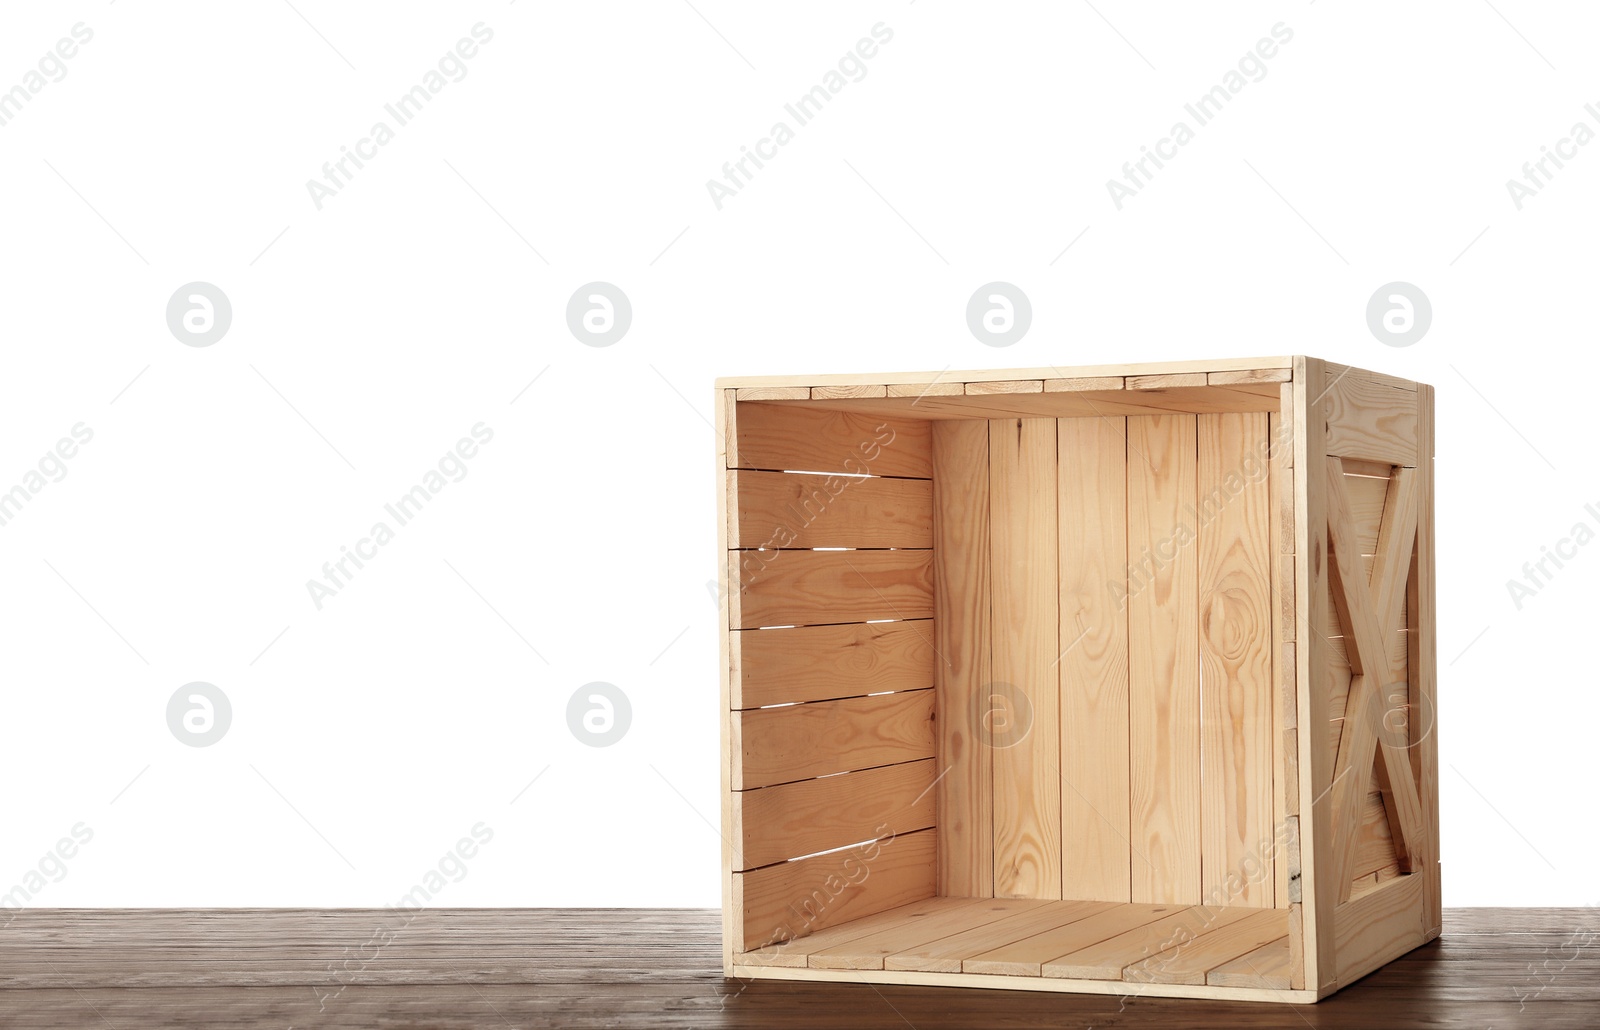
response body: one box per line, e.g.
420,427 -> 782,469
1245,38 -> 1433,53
736,386 -> 809,400
734,690 -> 934,790
733,403 -> 932,478
1197,412 -> 1275,909
1040,907 -> 1244,979
756,386 -> 1283,422
807,900 -> 1021,970
1058,417 -> 1131,902
1350,791 -> 1396,881
1323,361 -> 1418,393
1322,371 -> 1419,467
883,900 -> 1076,973
1343,471 -> 1391,554
739,897 -> 979,968
967,379 -> 1042,395
1269,399 -> 1293,911
733,760 -> 937,870
730,549 -> 933,629
1045,375 -> 1124,392
887,381 -> 963,398
717,357 -> 1294,392
732,828 -> 936,952
731,471 -> 933,549
988,417 -> 1061,900
717,388 -> 738,976
961,903 -> 1151,976
812,384 -> 886,399
1332,873 -> 1429,987
1209,368 -> 1292,386
1125,909 -> 1290,985
1205,935 -> 1293,989
931,421 -> 994,897
1127,414 -> 1201,905
732,621 -> 934,709
1129,372 -> 1208,390
1413,384 -> 1441,933
1293,356 -> 1334,990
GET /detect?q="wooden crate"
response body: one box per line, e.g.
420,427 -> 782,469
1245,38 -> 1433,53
715,357 -> 1438,1003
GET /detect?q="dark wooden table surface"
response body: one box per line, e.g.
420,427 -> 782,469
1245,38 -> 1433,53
0,908 -> 1592,1028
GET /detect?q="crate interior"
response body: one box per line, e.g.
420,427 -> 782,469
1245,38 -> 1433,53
727,379 -> 1409,990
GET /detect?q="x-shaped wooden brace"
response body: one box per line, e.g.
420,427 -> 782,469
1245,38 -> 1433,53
1325,456 -> 1425,903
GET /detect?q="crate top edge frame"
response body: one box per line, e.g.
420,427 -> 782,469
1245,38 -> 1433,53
715,356 -> 1428,392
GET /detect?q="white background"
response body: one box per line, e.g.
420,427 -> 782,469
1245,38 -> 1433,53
0,1 -> 1593,909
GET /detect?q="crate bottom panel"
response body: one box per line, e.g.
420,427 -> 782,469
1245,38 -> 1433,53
736,897 -> 1297,998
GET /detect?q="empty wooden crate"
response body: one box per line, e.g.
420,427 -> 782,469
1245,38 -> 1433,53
715,357 -> 1439,1002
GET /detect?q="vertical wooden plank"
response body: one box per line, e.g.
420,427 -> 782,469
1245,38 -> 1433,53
1126,414 -> 1201,905
717,389 -> 738,973
1412,384 -> 1441,934
988,418 -> 1062,900
1270,398 -> 1295,911
931,420 -> 994,898
1293,357 -> 1336,991
1058,416 -> 1131,903
1198,412 -> 1275,908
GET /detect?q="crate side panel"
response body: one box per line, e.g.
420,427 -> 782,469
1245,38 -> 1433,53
1058,416 -> 1131,903
1127,414 -> 1202,905
1197,412 -> 1276,909
988,417 -> 1062,899
931,419 -> 995,897
734,403 -> 932,478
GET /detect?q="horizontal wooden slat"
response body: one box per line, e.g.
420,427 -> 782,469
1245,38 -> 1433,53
730,549 -> 933,629
1129,372 -> 1208,389
736,386 -> 809,400
734,689 -> 935,789
812,384 -> 887,399
1045,375 -> 1124,392
732,621 -> 935,709
1043,908 -> 1257,980
733,404 -> 932,478
1205,935 -> 1293,989
761,386 -> 1282,422
1124,909 -> 1292,986
886,381 -> 963,398
972,904 -> 1184,977
966,380 -> 1042,395
716,357 -> 1295,392
733,760 -> 936,870
1332,873 -> 1429,987
886,901 -> 1112,974
1323,372 -> 1419,467
732,828 -> 936,952
740,897 -> 981,968
1209,368 -> 1292,386
730,471 -> 933,549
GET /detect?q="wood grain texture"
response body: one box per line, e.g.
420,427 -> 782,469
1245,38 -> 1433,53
741,897 -> 983,968
718,387 -> 739,974
1041,906 -> 1248,980
734,690 -> 935,790
988,417 -> 1062,900
966,379 -> 1043,395
1057,416 -> 1131,903
1124,909 -> 1290,986
1413,385 -> 1442,933
733,403 -> 932,478
1209,368 -> 1292,386
753,386 -> 1281,423
1204,935 -> 1293,989
1293,356 -> 1334,990
733,829 -> 937,951
731,470 -> 933,549
9,908 -> 1591,1024
805,900 -> 1014,971
1197,412 -> 1276,909
733,760 -> 937,870
1127,414 -> 1201,906
931,420 -> 994,898
1321,370 -> 1419,467
1269,400 -> 1294,911
812,384 -> 888,399
730,549 -> 933,629
732,620 -> 935,709
1332,873 -> 1432,989
736,386 -> 810,400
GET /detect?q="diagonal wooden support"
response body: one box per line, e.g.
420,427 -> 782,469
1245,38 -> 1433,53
1324,457 -> 1424,902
